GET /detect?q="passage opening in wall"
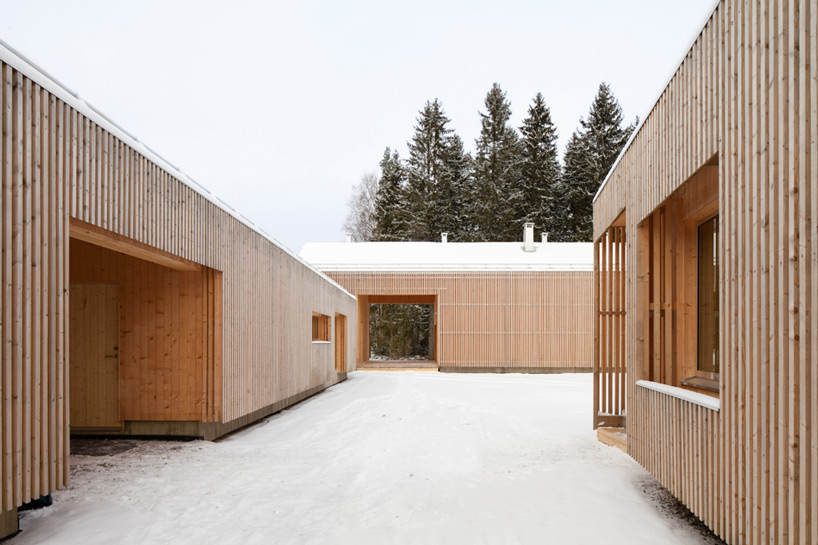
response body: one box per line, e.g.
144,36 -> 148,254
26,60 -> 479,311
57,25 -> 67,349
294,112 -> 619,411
369,303 -> 434,362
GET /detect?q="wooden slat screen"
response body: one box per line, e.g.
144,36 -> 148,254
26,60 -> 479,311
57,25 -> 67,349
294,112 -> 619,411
593,226 -> 626,428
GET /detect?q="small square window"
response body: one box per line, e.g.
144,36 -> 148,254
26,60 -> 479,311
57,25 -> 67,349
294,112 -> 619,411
312,313 -> 331,342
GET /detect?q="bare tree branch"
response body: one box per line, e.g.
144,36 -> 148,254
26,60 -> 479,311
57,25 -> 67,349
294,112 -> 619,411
342,172 -> 378,241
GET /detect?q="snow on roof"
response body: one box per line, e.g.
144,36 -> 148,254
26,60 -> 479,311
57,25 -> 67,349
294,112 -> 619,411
299,241 -> 594,272
0,38 -> 353,299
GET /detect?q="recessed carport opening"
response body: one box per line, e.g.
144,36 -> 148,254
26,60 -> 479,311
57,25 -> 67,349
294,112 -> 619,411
356,295 -> 437,365
68,220 -> 222,436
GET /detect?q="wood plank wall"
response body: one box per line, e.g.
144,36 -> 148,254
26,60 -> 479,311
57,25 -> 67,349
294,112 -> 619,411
594,226 -> 626,427
70,239 -> 220,422
0,51 -> 357,512
0,62 -> 70,513
328,271 -> 593,370
593,1 -> 817,543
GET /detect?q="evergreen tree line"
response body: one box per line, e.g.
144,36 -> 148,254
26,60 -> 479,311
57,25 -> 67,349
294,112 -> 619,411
344,82 -> 636,359
368,304 -> 431,360
356,82 -> 636,243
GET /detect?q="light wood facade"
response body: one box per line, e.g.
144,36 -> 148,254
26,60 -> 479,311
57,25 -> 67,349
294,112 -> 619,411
0,42 -> 356,522
593,1 -> 817,543
327,270 -> 593,372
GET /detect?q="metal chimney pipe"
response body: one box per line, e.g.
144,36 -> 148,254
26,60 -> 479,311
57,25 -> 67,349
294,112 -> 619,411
542,232 -> 549,243
441,232 -> 448,243
523,223 -> 535,252
345,233 -> 352,243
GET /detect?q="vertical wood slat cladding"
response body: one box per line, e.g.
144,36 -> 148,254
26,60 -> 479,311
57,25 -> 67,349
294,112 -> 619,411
633,386 -> 721,534
0,65 -> 70,511
594,226 -> 626,427
69,239 -> 219,422
0,52 -> 356,513
328,271 -> 592,369
593,1 -> 816,543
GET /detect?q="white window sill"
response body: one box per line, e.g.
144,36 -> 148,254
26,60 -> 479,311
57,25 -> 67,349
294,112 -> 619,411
636,380 -> 720,411
311,341 -> 332,345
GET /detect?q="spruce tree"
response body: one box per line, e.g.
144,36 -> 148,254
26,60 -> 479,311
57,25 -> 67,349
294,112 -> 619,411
441,134 -> 475,240
405,99 -> 466,241
559,83 -> 635,241
473,83 -> 523,241
373,147 -> 407,241
557,130 -> 590,241
581,83 -> 633,187
519,92 -> 561,239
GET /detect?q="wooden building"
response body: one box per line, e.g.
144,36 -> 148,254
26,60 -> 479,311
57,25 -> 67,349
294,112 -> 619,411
592,0 -> 816,543
0,41 -> 356,535
301,225 -> 593,372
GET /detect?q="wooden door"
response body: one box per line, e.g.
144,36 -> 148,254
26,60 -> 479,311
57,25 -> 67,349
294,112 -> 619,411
70,283 -> 120,428
335,313 -> 347,373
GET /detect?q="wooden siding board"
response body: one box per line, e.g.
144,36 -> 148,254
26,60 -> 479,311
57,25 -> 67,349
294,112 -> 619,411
810,6 -> 817,545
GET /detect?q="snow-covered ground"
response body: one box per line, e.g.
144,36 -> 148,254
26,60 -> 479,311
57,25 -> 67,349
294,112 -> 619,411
14,372 -> 722,545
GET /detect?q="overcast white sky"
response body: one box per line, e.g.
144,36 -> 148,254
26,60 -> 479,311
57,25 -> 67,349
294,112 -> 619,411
2,0 -> 716,253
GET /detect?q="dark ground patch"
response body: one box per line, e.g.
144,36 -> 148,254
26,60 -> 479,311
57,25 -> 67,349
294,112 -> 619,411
637,477 -> 727,544
70,438 -> 143,457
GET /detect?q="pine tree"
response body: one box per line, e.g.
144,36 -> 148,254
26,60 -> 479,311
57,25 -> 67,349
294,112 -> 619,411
473,83 -> 523,241
373,147 -> 407,241
405,99 -> 466,241
558,83 -> 635,241
519,92 -> 561,239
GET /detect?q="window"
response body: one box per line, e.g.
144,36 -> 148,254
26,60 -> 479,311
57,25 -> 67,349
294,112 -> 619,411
696,216 -> 719,374
312,313 -> 331,342
640,161 -> 720,393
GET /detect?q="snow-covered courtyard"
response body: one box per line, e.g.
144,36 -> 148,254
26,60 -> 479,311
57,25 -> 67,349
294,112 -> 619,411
14,372 -> 721,544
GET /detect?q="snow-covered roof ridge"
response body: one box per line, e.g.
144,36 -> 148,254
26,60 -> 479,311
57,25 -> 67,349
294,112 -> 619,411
300,241 -> 594,271
0,38 -> 353,300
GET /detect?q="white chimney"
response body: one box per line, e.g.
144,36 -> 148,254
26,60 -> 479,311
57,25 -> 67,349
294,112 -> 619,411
541,232 -> 549,243
523,222 -> 535,252
345,233 -> 352,243
441,232 -> 448,243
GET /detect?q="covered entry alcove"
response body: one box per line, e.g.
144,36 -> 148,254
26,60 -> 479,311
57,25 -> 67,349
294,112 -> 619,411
69,220 -> 222,435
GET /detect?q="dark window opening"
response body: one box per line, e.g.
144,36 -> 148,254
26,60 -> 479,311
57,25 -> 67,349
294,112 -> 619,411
697,216 -> 719,375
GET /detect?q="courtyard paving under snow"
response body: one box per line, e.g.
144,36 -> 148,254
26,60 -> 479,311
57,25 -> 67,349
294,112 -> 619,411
14,372 -> 722,544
